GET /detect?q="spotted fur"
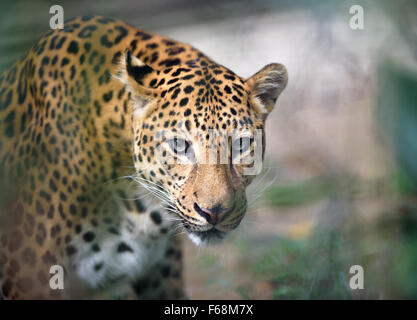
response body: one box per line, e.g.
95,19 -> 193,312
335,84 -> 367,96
0,16 -> 287,299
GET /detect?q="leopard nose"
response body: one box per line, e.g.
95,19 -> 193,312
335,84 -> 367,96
193,203 -> 231,225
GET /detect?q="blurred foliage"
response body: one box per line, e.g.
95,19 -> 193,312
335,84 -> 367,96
246,54 -> 417,300
377,62 -> 417,192
395,206 -> 417,298
264,179 -> 333,208
376,61 -> 417,298
234,209 -> 386,299
263,233 -> 352,300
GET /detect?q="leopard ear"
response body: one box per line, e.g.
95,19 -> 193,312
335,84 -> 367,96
246,63 -> 288,118
116,49 -> 159,116
124,49 -> 155,87
116,49 -> 159,96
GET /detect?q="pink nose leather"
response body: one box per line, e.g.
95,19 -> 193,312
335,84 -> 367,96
199,206 -> 228,225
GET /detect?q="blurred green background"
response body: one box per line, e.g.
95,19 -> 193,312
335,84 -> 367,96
1,0 -> 417,299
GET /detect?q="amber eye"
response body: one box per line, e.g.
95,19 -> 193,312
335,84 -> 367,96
231,136 -> 252,157
166,137 -> 192,157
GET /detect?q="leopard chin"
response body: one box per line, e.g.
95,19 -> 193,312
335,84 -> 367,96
187,228 -> 228,246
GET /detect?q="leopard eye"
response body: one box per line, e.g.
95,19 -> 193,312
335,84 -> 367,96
166,138 -> 192,156
231,136 -> 252,157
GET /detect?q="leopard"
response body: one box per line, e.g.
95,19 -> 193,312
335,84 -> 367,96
0,15 -> 287,299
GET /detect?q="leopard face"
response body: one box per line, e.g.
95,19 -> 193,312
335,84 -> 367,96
119,50 -> 287,245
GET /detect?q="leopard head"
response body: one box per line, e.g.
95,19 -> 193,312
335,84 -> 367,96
118,49 -> 287,245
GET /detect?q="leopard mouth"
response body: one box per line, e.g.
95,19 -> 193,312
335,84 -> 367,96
173,197 -> 250,246
173,199 -> 247,246
187,228 -> 226,246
